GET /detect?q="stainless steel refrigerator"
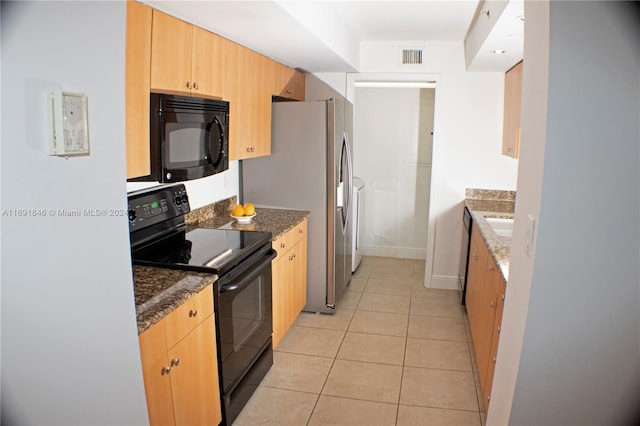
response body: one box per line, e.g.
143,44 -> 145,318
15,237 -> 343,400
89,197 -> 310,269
242,98 -> 353,313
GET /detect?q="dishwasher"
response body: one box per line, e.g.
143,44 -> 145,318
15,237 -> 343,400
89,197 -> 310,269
459,206 -> 472,305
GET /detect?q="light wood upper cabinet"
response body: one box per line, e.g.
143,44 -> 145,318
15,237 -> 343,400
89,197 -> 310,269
138,286 -> 222,426
502,60 -> 523,158
272,63 -> 305,101
150,10 -> 225,99
150,10 -> 193,95
125,6 -> 306,177
272,219 -> 308,348
125,0 -> 152,179
191,26 -> 226,98
229,47 -> 273,160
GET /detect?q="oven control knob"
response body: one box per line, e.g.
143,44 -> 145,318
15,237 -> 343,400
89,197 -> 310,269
181,194 -> 189,204
128,209 -> 136,222
174,195 -> 182,206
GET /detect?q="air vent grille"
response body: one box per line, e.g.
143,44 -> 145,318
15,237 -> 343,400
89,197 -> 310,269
402,49 -> 423,65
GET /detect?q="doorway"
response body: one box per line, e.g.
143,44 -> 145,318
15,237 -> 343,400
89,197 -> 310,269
352,84 -> 435,260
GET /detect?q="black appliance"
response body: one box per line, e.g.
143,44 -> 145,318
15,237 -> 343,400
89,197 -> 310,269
131,93 -> 229,183
128,184 -> 275,425
459,206 -> 473,305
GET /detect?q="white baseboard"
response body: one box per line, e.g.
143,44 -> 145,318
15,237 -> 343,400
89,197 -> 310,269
426,274 -> 461,290
361,245 -> 425,260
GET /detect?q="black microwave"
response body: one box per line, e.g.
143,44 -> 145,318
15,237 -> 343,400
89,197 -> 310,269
134,93 -> 229,183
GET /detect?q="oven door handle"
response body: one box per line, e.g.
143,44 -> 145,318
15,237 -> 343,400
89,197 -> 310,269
219,249 -> 276,294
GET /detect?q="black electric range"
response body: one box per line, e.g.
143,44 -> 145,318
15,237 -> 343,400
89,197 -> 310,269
128,184 -> 275,426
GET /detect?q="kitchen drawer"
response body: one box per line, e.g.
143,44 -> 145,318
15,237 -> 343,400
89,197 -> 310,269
273,219 -> 307,260
164,285 -> 213,348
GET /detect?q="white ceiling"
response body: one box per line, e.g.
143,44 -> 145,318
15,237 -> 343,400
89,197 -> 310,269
145,0 -> 523,73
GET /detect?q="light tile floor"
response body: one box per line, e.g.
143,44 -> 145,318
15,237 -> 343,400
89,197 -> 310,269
233,256 -> 485,426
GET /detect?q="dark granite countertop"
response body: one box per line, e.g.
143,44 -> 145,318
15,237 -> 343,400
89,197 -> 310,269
464,190 -> 515,282
192,207 -> 310,241
133,265 -> 217,334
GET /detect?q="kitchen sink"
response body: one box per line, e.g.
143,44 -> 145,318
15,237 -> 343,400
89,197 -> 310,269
485,216 -> 514,238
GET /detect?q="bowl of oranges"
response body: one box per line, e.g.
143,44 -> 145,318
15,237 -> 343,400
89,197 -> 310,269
231,203 -> 256,224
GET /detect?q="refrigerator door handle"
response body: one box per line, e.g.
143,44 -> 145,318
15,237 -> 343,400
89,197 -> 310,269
343,132 -> 353,229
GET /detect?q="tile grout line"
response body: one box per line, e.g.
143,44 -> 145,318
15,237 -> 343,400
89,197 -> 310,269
305,267 -> 368,426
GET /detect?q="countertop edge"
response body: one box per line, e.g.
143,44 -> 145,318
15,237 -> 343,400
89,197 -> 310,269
465,200 -> 514,283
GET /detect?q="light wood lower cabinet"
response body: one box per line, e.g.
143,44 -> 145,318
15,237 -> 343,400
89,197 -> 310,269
138,285 -> 222,426
271,219 -> 308,348
465,223 -> 507,410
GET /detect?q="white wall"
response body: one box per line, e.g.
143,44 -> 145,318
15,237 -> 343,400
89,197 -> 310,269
357,40 -> 519,288
1,2 -> 148,424
353,87 -> 430,259
490,1 -> 640,424
126,161 -> 240,209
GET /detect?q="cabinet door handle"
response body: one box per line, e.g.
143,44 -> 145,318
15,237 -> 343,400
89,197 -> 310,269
280,243 -> 285,248
186,81 -> 192,89
489,265 -> 494,272
193,82 -> 199,90
472,254 -> 478,260
287,89 -> 294,94
490,302 -> 496,308
188,309 -> 198,318
161,366 -> 171,375
170,358 -> 180,367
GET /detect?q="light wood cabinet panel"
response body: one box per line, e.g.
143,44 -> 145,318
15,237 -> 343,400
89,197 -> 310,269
229,47 -> 272,160
164,285 -> 213,348
150,10 -> 193,94
125,0 -> 152,179
139,321 -> 175,426
138,286 -> 221,426
168,316 -> 221,426
273,64 -> 305,101
272,219 -> 308,348
502,60 -> 523,158
150,10 -> 224,99
192,27 -> 225,98
465,222 -> 507,411
483,276 -> 505,410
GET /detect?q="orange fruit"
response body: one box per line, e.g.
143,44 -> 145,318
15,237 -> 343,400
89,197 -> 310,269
232,204 -> 245,217
243,203 -> 255,216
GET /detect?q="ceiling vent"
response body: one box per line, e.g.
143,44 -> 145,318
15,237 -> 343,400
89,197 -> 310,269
401,49 -> 423,65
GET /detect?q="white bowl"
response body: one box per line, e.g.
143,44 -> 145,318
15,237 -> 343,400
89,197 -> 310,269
231,213 -> 256,224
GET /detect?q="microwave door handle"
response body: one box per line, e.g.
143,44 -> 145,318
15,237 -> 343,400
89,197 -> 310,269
206,117 -> 225,167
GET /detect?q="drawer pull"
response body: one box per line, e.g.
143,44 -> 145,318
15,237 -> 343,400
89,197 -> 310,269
171,358 -> 180,367
188,309 -> 198,318
161,366 -> 171,375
